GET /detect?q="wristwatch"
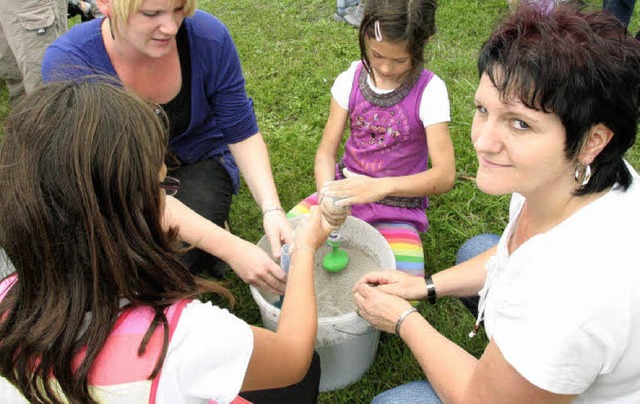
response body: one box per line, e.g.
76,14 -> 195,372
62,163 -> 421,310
425,276 -> 437,305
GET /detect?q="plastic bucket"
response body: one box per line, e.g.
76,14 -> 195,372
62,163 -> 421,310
250,216 -> 396,392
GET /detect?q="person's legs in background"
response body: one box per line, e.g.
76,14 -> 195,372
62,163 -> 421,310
455,233 -> 500,317
603,0 -> 640,39
603,0 -> 637,27
334,0 -> 360,22
0,0 -> 67,103
0,22 -> 24,101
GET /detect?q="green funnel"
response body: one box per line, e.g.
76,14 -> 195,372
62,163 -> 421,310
323,230 -> 349,272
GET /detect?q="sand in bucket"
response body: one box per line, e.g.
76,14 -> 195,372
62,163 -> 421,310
262,242 -> 380,317
251,215 -> 395,391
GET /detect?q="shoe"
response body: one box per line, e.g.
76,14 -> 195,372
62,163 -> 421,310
344,1 -> 365,28
333,12 -> 346,23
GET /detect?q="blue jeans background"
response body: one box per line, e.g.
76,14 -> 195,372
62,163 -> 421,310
603,0 -> 636,27
370,234 -> 500,403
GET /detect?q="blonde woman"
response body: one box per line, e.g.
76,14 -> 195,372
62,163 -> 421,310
42,0 -> 293,295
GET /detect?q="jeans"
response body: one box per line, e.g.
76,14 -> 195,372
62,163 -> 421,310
370,234 -> 500,404
603,0 -> 637,27
372,381 -> 442,404
456,233 -> 501,317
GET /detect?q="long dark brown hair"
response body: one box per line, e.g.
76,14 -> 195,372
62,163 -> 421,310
0,81 -> 232,403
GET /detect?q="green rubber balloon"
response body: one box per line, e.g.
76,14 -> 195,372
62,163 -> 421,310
323,246 -> 349,272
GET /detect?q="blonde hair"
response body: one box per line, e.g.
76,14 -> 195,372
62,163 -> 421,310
110,0 -> 196,26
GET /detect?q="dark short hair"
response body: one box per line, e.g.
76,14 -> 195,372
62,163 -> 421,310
478,3 -> 640,194
359,0 -> 437,86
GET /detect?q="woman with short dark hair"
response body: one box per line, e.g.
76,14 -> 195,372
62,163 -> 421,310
353,4 -> 640,402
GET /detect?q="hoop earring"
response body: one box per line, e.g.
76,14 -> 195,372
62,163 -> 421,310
574,164 -> 592,186
108,17 -> 115,41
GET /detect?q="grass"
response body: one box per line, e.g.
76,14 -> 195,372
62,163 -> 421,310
1,0 -> 639,403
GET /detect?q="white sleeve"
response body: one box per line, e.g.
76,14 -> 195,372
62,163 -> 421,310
330,61 -> 360,111
156,300 -> 254,404
419,74 -> 451,127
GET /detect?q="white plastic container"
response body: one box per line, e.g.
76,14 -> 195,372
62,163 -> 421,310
250,215 -> 396,392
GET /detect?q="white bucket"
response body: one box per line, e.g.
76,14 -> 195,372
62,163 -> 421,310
250,216 -> 396,392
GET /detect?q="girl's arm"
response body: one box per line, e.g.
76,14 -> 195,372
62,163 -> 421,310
241,207 -> 333,390
315,97 -> 349,192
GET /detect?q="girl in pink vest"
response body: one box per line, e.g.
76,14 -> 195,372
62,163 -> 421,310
0,81 -> 332,403
289,0 -> 456,278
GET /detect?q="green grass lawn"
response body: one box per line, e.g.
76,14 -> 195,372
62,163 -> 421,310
1,0 -> 639,402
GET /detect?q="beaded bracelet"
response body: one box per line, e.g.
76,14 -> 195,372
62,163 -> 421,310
262,206 -> 285,216
395,307 -> 418,337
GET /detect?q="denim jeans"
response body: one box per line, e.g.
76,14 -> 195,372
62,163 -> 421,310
371,381 -> 442,404
336,0 -> 359,16
603,0 -> 637,27
456,233 -> 501,317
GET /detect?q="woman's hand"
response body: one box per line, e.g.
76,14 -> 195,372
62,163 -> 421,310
354,270 -> 429,301
322,167 -> 390,206
352,281 -> 414,335
294,206 -> 333,252
262,209 -> 295,260
163,196 -> 287,294
225,239 -> 288,295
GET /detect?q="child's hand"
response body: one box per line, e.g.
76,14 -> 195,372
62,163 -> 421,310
294,206 -> 333,252
319,193 -> 350,227
323,167 -> 389,205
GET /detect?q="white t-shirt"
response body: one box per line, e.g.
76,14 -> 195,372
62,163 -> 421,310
481,164 -> 640,401
0,300 -> 253,404
156,300 -> 253,403
331,61 -> 451,127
